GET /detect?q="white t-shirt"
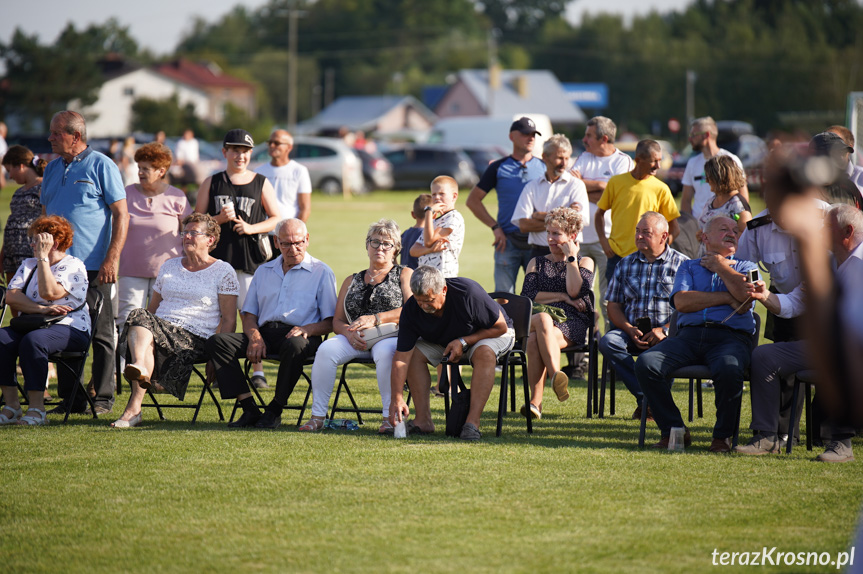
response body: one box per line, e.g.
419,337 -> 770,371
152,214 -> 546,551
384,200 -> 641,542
9,255 -> 91,333
175,137 -> 199,164
153,257 -> 239,339
416,209 -> 465,278
573,149 -> 634,243
682,148 -> 744,220
510,171 -> 589,245
256,161 -> 312,221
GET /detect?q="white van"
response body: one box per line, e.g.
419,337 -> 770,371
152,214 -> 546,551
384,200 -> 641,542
429,113 -> 553,153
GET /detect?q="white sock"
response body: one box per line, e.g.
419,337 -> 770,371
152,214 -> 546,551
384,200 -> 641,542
252,371 -> 265,379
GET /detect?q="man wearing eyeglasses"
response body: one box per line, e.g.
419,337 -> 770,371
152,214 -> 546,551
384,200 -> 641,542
681,116 -> 748,220
255,129 -> 312,222
466,117 -> 546,294
205,218 -> 337,429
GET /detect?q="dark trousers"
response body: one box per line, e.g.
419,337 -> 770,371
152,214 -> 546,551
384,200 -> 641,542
635,326 -> 751,439
748,341 -> 805,440
57,272 -> 116,409
605,254 -> 622,283
529,245 -> 551,260
0,325 -> 88,392
205,323 -> 322,408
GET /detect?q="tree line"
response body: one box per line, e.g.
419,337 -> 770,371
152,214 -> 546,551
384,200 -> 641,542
2,0 -> 862,140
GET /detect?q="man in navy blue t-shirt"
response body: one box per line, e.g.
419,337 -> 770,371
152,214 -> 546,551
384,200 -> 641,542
466,117 -> 546,294
389,266 -> 514,440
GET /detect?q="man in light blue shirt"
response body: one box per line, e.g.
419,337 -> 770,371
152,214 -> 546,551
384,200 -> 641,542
636,216 -> 757,452
206,218 -> 337,429
41,110 -> 128,414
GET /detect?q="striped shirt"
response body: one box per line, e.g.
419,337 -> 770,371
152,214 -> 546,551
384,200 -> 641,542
605,246 -> 689,326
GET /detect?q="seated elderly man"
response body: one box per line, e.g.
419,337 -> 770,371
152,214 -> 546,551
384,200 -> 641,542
599,211 -> 689,419
206,218 -> 337,429
635,216 -> 758,452
389,266 -> 515,441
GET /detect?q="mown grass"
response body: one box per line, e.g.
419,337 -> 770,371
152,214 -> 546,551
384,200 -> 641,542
0,186 -> 860,573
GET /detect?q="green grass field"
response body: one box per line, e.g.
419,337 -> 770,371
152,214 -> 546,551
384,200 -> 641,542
1,186 -> 861,573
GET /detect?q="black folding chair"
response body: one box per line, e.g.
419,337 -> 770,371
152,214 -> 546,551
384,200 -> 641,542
558,291 -> 599,418
51,289 -> 104,423
229,354 -> 313,425
638,311 -> 761,448
786,370 -> 815,453
140,354 -> 224,424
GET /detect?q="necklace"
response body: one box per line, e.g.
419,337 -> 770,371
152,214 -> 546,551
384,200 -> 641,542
366,266 -> 391,284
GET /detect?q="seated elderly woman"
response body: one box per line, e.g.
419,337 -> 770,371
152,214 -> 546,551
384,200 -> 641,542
300,219 -> 413,433
111,213 -> 239,428
520,206 -> 595,420
0,216 -> 90,426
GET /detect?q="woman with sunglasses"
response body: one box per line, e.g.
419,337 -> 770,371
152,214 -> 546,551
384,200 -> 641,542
111,213 -> 239,428
300,219 -> 413,433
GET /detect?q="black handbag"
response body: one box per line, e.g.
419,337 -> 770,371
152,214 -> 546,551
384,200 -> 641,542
8,267 -> 86,334
441,361 -> 471,437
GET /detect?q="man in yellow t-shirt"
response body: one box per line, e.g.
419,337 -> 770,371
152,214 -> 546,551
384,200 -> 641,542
595,139 -> 681,282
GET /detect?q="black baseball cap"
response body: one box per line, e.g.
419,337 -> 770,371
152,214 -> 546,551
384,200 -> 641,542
510,117 -> 541,136
223,128 -> 255,148
809,131 -> 852,156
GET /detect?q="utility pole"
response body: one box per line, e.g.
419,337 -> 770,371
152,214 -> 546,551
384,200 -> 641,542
286,7 -> 306,130
686,69 -> 697,126
487,28 -> 500,116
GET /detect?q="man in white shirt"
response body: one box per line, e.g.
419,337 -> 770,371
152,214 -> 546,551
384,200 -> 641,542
572,116 -> 634,326
256,129 -> 312,222
681,116 -> 749,220
174,129 -> 200,187
512,134 -> 588,259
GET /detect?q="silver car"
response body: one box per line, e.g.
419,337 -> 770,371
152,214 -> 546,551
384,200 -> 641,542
250,136 -> 364,195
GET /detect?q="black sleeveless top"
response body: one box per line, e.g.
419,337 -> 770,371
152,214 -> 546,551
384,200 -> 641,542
207,171 -> 268,274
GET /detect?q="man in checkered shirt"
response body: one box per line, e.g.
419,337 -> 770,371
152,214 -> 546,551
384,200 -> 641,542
599,211 -> 689,419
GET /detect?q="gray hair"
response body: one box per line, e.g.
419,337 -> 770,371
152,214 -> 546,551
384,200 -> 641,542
52,110 -> 87,142
275,218 -> 307,236
701,214 -> 736,233
635,139 -> 661,160
543,133 -> 572,156
691,116 -> 718,139
830,204 -> 863,242
638,211 -> 669,234
366,218 -> 402,263
587,116 -> 617,143
410,265 -> 446,295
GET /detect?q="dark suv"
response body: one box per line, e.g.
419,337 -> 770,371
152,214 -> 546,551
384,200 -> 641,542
382,145 -> 479,190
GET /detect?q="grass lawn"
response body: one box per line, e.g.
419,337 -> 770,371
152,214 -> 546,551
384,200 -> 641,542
0,186 -> 861,573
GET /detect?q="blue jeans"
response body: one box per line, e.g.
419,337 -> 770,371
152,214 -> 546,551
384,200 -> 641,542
0,325 -> 89,392
605,254 -> 622,284
598,329 -> 644,402
493,238 -> 533,294
635,326 -> 750,439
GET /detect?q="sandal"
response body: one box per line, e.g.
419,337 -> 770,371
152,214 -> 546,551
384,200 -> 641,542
0,406 -> 22,425
17,408 -> 48,426
110,412 -> 142,429
378,419 -> 394,435
519,403 -> 542,420
299,417 -> 325,432
123,364 -> 151,390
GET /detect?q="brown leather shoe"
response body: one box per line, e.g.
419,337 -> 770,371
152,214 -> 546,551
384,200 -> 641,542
632,405 -> 654,422
708,437 -> 731,453
651,428 -> 691,448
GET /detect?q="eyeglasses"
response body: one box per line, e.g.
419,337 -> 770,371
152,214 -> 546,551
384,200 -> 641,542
279,239 -> 307,249
519,163 -> 529,183
367,239 -> 395,251
268,140 -> 289,146
182,230 -> 209,238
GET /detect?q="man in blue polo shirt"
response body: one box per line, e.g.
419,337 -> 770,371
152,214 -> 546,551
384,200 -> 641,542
635,216 -> 757,453
41,110 -> 128,414
465,117 -> 546,293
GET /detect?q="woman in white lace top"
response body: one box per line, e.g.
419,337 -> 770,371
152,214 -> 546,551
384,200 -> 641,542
111,213 -> 239,428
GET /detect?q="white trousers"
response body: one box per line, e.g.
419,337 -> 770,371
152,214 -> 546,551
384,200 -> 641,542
116,276 -> 158,329
310,334 -> 396,418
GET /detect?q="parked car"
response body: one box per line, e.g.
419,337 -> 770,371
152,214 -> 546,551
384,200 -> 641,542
355,148 -> 394,192
460,145 -> 507,177
382,145 -> 479,190
250,136 -> 364,195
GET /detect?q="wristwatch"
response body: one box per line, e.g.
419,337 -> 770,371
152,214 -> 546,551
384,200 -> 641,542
566,255 -> 576,263
458,337 -> 468,352
491,223 -> 500,231
36,257 -> 49,263
423,206 -> 432,213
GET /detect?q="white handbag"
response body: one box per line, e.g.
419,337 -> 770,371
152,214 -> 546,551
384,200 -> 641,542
344,296 -> 398,349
